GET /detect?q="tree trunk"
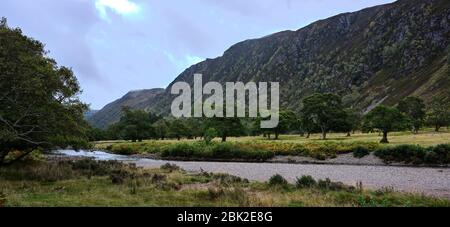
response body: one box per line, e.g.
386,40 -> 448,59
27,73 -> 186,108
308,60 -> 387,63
346,132 -> 351,137
321,129 -> 327,140
222,135 -> 227,142
435,124 -> 440,132
380,131 -> 389,143
275,132 -> 279,140
306,132 -> 310,139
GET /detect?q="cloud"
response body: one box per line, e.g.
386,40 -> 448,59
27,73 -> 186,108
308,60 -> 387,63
164,51 -> 204,74
95,0 -> 140,20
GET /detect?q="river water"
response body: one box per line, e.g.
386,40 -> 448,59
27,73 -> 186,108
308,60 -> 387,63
56,150 -> 450,198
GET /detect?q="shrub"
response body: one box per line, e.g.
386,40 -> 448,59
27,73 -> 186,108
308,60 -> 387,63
160,163 -> 182,172
110,144 -> 135,155
161,143 -> 206,158
204,128 -> 218,144
0,191 -> 6,207
353,146 -> 371,158
374,144 -> 450,165
0,159 -> 130,182
317,178 -> 355,192
211,143 -> 274,160
296,175 -> 317,188
268,174 -> 288,186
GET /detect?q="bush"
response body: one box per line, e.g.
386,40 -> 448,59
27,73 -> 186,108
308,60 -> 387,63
353,146 -> 370,158
110,144 -> 136,155
160,163 -> 182,172
374,144 -> 450,165
160,142 -> 274,161
317,178 -> 355,192
296,175 -> 317,188
268,174 -> 288,186
161,143 -> 206,158
0,192 -> 5,207
0,159 -> 130,182
212,173 -> 249,185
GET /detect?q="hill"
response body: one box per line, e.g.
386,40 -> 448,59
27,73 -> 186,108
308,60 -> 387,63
88,0 -> 450,128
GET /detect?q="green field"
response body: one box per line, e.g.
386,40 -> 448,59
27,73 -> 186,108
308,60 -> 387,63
95,128 -> 450,148
1,160 -> 448,207
93,128 -> 450,164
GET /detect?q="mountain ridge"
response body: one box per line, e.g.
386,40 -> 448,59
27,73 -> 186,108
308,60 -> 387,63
88,0 -> 450,129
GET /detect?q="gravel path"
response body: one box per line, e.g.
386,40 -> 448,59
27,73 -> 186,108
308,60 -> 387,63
56,150 -> 450,198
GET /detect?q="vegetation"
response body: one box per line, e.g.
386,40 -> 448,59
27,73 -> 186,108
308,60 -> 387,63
427,97 -> 450,132
398,97 -> 426,134
363,105 -> 408,143
1,159 -> 448,207
0,18 -> 89,166
375,144 -> 450,165
300,93 -> 347,140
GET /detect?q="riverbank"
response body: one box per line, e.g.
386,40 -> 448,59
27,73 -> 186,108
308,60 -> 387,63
1,158 -> 449,207
52,150 -> 450,199
94,132 -> 450,167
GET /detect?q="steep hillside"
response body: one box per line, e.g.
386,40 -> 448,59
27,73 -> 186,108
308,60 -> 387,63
90,0 -> 450,128
87,88 -> 164,129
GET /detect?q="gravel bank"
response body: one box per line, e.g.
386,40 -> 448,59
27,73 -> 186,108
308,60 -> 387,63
56,150 -> 450,199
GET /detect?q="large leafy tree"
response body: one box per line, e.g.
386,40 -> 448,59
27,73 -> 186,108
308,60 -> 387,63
427,96 -> 450,132
206,117 -> 245,142
116,107 -> 160,142
398,97 -> 426,134
266,110 -> 297,140
363,105 -> 407,143
153,119 -> 169,140
168,118 -> 190,141
334,108 -> 362,137
0,18 -> 89,165
301,93 -> 347,140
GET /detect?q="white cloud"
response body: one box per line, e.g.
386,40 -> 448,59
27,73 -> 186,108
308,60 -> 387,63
95,0 -> 140,20
164,52 -> 204,74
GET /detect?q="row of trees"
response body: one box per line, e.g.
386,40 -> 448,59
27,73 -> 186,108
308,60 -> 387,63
89,93 -> 450,144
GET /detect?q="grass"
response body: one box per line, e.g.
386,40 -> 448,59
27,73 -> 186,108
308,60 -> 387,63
94,128 -> 450,164
1,159 -> 448,207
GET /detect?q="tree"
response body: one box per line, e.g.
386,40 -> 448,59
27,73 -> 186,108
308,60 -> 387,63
153,119 -> 169,140
398,97 -> 426,134
116,107 -> 159,142
0,18 -> 89,165
266,110 -> 297,140
301,93 -> 347,140
185,118 -> 204,139
204,128 -> 218,144
363,105 -> 407,143
298,112 -> 317,138
427,96 -> 450,132
86,127 -> 107,142
168,119 -> 189,140
336,108 -> 362,137
206,117 -> 245,142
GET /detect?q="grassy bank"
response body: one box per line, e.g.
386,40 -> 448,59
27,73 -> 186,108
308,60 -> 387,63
95,129 -> 450,164
1,159 -> 448,207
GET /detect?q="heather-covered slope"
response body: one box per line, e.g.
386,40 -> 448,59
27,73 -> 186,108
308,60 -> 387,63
89,0 -> 450,128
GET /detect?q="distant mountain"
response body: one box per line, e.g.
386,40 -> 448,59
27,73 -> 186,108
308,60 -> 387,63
87,88 -> 164,129
89,0 -> 450,129
84,109 -> 99,119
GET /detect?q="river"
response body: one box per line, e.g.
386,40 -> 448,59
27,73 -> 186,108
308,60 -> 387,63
56,150 -> 450,198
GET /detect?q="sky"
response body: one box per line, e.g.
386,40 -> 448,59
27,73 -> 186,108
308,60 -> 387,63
1,0 -> 395,109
